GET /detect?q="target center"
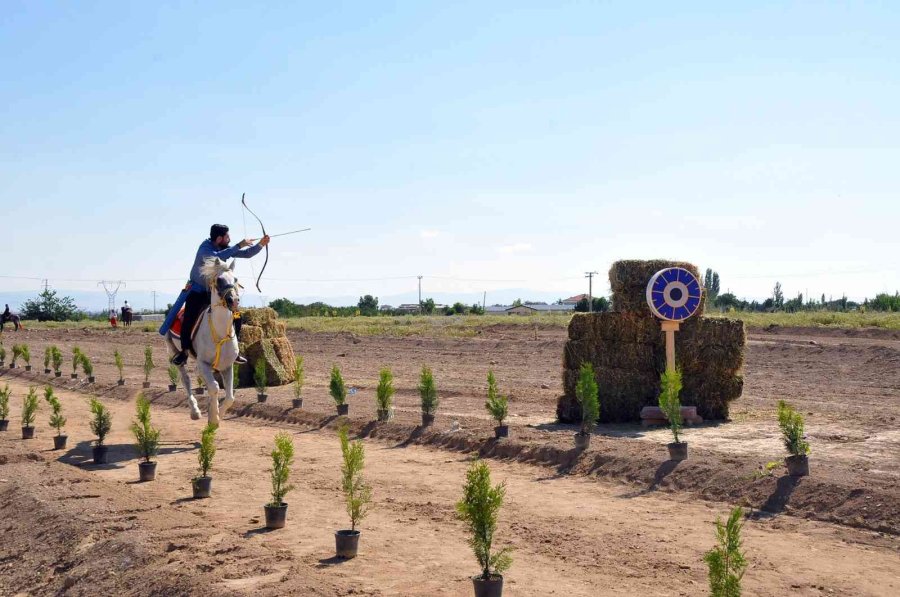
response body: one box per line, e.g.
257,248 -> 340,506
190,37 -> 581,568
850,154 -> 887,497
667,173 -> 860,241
670,287 -> 683,301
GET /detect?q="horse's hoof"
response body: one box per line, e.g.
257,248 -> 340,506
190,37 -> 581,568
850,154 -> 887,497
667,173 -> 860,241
221,399 -> 235,415
191,410 -> 200,421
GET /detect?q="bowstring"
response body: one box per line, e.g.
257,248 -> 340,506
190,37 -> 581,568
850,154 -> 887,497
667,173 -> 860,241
241,205 -> 265,308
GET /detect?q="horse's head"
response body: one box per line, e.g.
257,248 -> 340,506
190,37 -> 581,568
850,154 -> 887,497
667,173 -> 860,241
201,258 -> 241,312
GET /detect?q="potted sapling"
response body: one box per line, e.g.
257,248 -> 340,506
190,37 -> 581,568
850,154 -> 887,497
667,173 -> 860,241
254,356 -> 268,403
419,365 -> 438,427
167,365 -> 179,392
142,346 -> 154,389
659,368 -> 687,461
195,374 -> 205,396
11,344 -> 23,369
485,371 -> 509,439
71,346 -> 82,378
51,346 -> 63,378
265,431 -> 295,529
82,355 -> 95,383
44,346 -> 52,374
457,460 -> 512,597
703,506 -> 747,597
336,426 -> 372,558
45,386 -> 67,450
22,344 -> 32,371
574,362 -> 599,450
192,424 -> 217,498
21,387 -> 39,439
291,356 -> 304,409
0,343 -> 5,367
0,384 -> 10,432
114,349 -> 125,385
330,364 -> 349,416
375,367 -> 394,422
778,400 -> 810,476
131,393 -> 160,481
89,398 -> 112,464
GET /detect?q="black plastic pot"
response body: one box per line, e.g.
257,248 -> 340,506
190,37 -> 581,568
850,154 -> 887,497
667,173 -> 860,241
494,425 -> 509,439
53,435 -> 68,450
421,413 -> 435,427
54,371 -> 61,377
376,409 -> 391,422
142,381 -> 151,389
118,379 -> 125,386
335,530 -> 360,559
192,476 -> 212,499
292,398 -> 303,409
0,420 -> 8,432
93,445 -> 109,464
70,373 -> 78,379
44,368 -> 51,374
574,432 -> 590,451
668,442 -> 688,461
87,376 -> 95,383
195,387 -> 204,395
785,454 -> 809,477
8,363 -> 14,369
25,365 -> 32,372
21,426 -> 35,440
336,404 -> 349,416
472,574 -> 504,597
139,461 -> 157,482
265,503 -> 288,529
168,384 -> 177,392
257,393 -> 268,403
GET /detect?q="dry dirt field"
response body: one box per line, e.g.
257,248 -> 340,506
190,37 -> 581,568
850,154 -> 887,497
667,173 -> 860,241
1,322 -> 899,596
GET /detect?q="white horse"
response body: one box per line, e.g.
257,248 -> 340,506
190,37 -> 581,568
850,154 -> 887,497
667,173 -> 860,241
165,258 -> 241,427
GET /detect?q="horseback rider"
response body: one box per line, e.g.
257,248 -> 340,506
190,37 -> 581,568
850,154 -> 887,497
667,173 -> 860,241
1,304 -> 9,323
170,224 -> 270,366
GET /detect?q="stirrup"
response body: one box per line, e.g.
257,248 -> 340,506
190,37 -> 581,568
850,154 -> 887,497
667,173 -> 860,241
235,354 -> 248,365
171,351 -> 188,366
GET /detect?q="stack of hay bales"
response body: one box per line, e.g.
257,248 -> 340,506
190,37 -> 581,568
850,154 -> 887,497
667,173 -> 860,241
557,260 -> 745,423
237,307 -> 296,387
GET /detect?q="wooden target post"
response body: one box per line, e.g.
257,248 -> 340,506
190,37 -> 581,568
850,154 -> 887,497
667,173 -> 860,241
641,267 -> 704,426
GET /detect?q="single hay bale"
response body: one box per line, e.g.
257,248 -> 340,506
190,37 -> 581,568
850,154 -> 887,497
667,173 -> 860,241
241,307 -> 278,327
238,324 -> 263,346
262,320 -> 287,339
244,338 -> 295,386
608,260 -> 705,316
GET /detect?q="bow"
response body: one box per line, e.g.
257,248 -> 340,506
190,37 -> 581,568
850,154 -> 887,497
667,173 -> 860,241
241,192 -> 268,292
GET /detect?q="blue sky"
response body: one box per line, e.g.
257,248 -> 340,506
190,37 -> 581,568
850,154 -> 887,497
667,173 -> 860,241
2,1 -> 898,309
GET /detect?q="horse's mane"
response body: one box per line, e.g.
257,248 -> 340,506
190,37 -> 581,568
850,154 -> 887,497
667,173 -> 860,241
199,258 -> 229,285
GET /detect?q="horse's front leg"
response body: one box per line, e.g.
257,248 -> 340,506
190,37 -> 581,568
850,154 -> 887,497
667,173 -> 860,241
198,361 -> 220,427
220,363 -> 235,416
168,333 -> 201,420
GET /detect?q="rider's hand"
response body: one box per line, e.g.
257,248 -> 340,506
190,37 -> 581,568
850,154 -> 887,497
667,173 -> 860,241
239,238 -> 254,248
259,234 -> 271,247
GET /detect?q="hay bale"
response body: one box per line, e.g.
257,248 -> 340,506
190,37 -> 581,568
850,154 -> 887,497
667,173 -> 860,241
262,320 -> 287,339
608,260 -> 705,316
241,307 -> 278,327
239,324 -> 263,346
245,338 -> 295,386
558,310 -> 745,423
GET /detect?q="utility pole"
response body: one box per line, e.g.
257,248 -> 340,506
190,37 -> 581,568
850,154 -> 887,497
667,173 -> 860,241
152,290 -> 157,312
483,291 -> 487,313
585,271 -> 598,313
98,281 -> 125,316
41,279 -> 49,292
417,275 -> 423,313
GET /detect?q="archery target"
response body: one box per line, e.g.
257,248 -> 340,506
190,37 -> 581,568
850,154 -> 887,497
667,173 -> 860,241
646,267 -> 703,321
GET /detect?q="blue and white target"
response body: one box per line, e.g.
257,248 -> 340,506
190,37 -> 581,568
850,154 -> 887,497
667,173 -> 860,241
646,268 -> 702,322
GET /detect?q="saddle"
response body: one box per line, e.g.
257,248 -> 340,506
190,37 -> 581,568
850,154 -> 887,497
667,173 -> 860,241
169,306 -> 204,342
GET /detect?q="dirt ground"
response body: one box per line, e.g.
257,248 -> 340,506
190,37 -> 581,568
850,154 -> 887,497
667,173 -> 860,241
1,323 -> 899,595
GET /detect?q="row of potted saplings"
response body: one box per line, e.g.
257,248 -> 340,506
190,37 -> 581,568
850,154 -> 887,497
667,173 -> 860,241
1,342 -> 159,390
0,383 -> 762,597
0,383 -> 515,597
571,362 -> 811,476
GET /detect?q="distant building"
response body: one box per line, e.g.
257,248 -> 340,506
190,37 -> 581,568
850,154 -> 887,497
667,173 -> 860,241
562,294 -> 588,305
396,304 -> 421,314
486,304 -> 575,316
379,305 -> 394,312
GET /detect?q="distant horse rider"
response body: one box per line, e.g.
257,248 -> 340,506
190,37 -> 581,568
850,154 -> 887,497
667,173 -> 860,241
1,304 -> 21,331
170,224 -> 270,366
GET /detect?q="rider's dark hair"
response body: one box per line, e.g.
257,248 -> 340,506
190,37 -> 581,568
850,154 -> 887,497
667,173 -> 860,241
210,224 -> 229,240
